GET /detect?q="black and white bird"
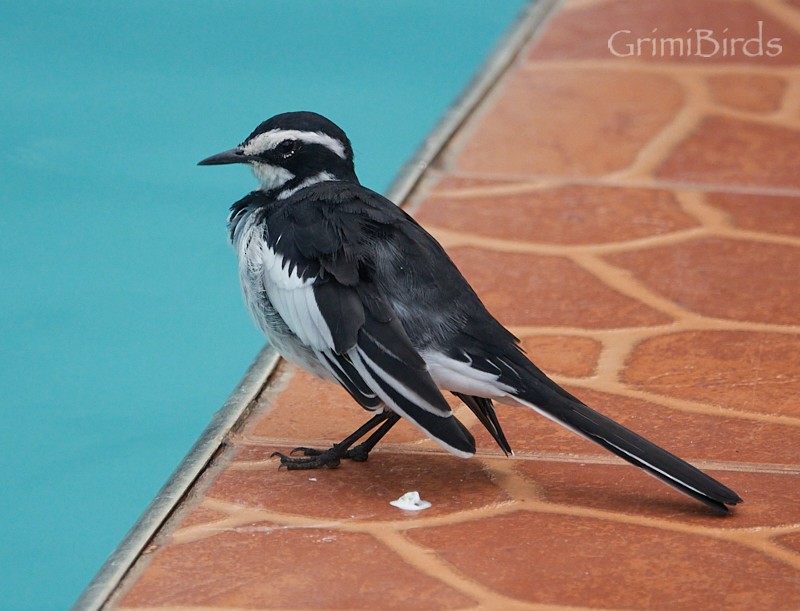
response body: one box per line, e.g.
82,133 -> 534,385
199,111 -> 742,513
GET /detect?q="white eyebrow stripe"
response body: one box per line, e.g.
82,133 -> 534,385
242,129 -> 346,159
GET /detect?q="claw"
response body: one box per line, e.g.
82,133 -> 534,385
290,447 -> 323,457
269,448 -> 343,470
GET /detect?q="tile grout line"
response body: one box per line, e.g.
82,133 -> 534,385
91,0 -> 800,606
441,169 -> 800,198
383,0 -> 559,207
227,441 -> 800,476
74,2 -> 564,609
156,461 -> 800,576
365,528 -> 541,610
426,222 -> 800,257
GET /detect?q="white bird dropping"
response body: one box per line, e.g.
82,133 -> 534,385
389,491 -> 432,511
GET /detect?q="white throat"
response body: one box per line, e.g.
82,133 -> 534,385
251,163 -> 294,192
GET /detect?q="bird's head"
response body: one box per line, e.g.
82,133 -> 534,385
198,111 -> 357,194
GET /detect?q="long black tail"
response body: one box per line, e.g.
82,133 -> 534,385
513,379 -> 742,513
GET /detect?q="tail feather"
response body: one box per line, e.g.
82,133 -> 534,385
453,392 -> 513,456
513,385 -> 742,513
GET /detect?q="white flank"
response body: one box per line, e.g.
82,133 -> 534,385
422,351 -> 514,398
233,211 -> 334,352
263,262 -> 334,351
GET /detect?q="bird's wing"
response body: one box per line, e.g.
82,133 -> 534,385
321,187 -> 743,513
256,185 -> 475,456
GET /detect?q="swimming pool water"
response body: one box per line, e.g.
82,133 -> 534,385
0,1 -> 528,607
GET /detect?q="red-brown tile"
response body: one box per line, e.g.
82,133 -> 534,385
207,450 -> 510,521
514,461 -> 799,527
622,330 -> 800,416
416,181 -> 698,244
408,510 -> 800,609
656,116 -> 800,189
120,528 -> 475,608
706,191 -> 800,237
528,0 -> 800,65
426,175 -> 510,193
519,334 -> 602,377
250,366 -> 427,446
707,74 -> 787,113
448,247 -> 672,328
473,387 -> 800,466
455,69 -> 683,177
604,237 -> 800,324
777,531 -> 800,554
174,504 -> 229,529
114,2 -> 800,607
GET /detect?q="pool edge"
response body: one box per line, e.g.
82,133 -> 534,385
72,1 -> 557,608
384,0 -> 557,205
72,345 -> 280,611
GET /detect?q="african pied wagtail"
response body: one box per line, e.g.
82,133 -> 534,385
199,111 -> 742,513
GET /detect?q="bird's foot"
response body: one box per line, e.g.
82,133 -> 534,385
293,444 -> 371,462
271,442 -> 371,470
271,447 -> 342,470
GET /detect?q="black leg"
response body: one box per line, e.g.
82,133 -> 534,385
272,411 -> 396,470
346,412 -> 401,461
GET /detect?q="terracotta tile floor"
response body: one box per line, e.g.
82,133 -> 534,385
111,0 -> 800,608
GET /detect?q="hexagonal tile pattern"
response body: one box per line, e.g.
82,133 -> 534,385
111,0 -> 800,608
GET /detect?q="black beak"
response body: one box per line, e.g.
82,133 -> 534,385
197,148 -> 249,166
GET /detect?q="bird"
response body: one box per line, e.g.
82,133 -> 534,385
199,111 -> 742,513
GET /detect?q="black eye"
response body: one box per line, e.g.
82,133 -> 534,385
276,139 -> 299,158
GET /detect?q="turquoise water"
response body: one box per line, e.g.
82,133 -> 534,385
0,1 -> 528,607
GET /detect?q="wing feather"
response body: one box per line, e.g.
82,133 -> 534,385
304,288 -> 335,348
249,185 -> 476,456
317,350 -> 381,409
259,245 -> 342,352
348,339 -> 474,457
